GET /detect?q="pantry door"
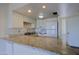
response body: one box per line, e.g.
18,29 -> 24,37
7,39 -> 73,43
66,16 -> 79,47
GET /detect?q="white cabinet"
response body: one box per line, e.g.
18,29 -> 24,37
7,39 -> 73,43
66,16 -> 79,47
24,18 -> 36,28
0,39 -> 7,55
36,18 -> 57,37
8,12 -> 36,35
12,12 -> 24,28
7,12 -> 25,35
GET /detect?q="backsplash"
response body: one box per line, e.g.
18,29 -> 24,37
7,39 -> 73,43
7,28 -> 36,35
7,28 -> 24,35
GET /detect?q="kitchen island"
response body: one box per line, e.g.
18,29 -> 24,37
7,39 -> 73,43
5,35 -> 60,52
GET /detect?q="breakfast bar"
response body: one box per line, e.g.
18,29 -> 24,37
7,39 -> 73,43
6,35 -> 59,52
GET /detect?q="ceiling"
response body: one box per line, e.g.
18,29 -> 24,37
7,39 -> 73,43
14,3 -> 59,19
14,3 -> 79,19
65,3 -> 79,16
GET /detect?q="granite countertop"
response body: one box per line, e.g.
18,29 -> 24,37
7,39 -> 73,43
2,35 -> 59,52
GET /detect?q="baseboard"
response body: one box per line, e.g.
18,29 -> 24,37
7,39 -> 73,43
67,44 -> 79,49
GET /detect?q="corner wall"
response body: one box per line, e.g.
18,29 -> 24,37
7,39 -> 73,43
0,4 -> 9,38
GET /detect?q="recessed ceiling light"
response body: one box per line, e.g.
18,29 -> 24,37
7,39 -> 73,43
39,15 -> 44,18
28,9 -> 32,13
42,5 -> 46,8
38,13 -> 44,19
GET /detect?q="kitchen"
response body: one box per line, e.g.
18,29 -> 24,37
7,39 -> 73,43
5,3 -> 60,54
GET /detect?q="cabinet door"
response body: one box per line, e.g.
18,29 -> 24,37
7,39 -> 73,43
13,12 -> 23,28
46,20 -> 57,37
66,16 -> 79,47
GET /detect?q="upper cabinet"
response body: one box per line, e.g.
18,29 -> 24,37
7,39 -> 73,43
23,17 -> 36,28
8,12 -> 36,35
12,12 -> 36,28
36,18 -> 57,37
12,12 -> 24,28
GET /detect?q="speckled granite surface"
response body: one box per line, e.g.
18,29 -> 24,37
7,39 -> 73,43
6,35 -> 58,52
1,35 -> 78,55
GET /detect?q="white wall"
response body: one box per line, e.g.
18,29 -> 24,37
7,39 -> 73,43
58,16 -> 67,50
0,4 -> 11,54
0,4 -> 9,37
